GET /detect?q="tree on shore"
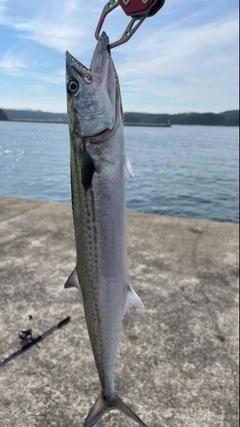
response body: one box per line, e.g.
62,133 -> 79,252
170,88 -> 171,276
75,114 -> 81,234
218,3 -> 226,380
0,109 -> 8,121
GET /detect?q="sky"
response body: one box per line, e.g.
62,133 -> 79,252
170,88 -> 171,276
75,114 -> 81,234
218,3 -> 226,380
0,0 -> 239,114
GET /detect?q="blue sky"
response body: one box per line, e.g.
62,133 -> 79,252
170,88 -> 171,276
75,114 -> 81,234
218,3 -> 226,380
0,0 -> 239,113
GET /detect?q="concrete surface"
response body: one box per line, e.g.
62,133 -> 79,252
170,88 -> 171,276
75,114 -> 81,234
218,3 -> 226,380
0,196 -> 239,427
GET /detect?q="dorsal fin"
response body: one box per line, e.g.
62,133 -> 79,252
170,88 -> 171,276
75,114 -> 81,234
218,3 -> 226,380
64,268 -> 80,289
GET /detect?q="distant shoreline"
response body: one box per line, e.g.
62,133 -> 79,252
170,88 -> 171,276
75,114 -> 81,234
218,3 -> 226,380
7,119 -> 68,124
0,108 -> 239,126
0,119 -> 238,127
4,119 -> 171,127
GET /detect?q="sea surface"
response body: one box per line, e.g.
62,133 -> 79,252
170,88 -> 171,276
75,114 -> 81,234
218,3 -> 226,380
0,121 -> 239,223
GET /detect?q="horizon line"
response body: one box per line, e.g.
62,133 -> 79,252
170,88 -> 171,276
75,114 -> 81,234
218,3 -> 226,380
1,107 -> 239,115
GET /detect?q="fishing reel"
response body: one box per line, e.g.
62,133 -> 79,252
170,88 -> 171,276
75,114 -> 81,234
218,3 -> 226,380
19,328 -> 33,348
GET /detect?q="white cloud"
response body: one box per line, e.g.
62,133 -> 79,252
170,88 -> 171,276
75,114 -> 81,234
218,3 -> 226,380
0,50 -> 28,75
112,14 -> 239,112
0,0 -> 7,10
0,49 -> 65,87
0,0 -> 101,54
0,0 -> 8,23
116,15 -> 238,76
37,69 -> 65,85
0,0 -> 238,113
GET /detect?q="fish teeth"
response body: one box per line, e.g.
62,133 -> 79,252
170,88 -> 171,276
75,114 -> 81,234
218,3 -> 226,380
67,51 -> 90,73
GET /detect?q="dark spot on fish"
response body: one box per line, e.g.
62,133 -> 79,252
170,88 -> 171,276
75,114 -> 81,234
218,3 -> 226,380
216,335 -> 226,343
93,225 -> 97,245
90,190 -> 96,222
81,151 -> 95,191
189,228 -> 204,235
128,334 -> 138,342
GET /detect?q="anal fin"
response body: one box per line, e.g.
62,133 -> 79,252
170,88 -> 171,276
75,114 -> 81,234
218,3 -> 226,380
64,268 -> 80,289
123,284 -> 145,316
124,154 -> 134,179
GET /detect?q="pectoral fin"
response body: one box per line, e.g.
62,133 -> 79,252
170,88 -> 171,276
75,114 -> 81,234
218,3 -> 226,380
123,284 -> 145,316
81,151 -> 95,191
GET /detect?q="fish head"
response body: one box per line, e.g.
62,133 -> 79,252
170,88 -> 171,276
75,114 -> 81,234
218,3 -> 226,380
66,32 -> 119,138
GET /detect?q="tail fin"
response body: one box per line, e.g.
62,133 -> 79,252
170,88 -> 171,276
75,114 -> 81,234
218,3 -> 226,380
83,392 -> 149,427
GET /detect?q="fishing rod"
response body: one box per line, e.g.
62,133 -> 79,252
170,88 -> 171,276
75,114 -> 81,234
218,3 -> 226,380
0,316 -> 71,368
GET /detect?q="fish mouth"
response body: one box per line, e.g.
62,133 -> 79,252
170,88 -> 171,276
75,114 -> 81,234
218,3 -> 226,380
65,51 -> 92,83
66,32 -> 110,84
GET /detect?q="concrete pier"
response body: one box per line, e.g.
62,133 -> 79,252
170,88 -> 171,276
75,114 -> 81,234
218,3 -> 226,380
0,196 -> 239,427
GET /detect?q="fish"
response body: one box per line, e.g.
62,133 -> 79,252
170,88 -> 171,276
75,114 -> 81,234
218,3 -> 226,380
65,31 -> 148,427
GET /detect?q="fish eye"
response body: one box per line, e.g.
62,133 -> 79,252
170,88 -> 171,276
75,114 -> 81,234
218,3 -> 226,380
67,77 -> 79,95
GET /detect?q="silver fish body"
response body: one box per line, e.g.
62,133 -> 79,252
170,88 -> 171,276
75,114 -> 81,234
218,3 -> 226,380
65,32 -> 147,427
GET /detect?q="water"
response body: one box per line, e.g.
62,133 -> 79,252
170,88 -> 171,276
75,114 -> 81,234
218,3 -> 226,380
0,121 -> 239,223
